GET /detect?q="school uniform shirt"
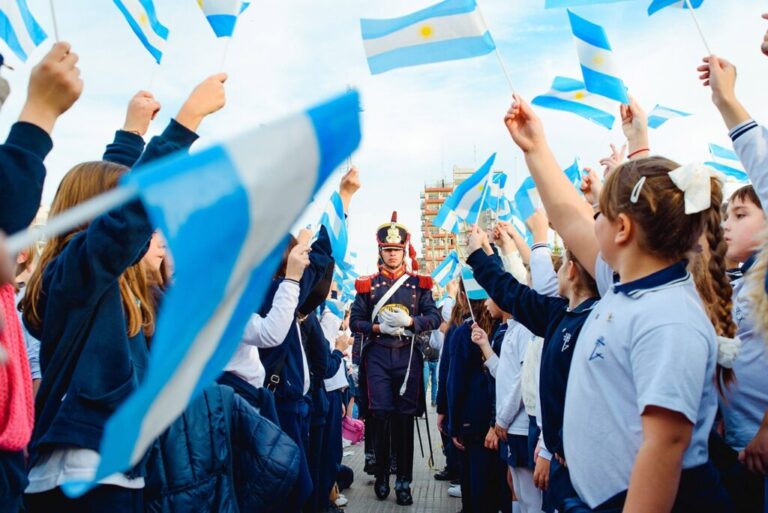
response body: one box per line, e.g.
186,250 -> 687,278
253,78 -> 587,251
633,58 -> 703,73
224,280 -> 300,388
492,320 -> 535,436
321,309 -> 350,392
530,243 -> 559,296
719,120 -> 768,452
521,338 -> 542,418
564,257 -> 718,508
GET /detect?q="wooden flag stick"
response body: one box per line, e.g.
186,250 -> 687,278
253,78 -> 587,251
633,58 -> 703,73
49,0 -> 60,41
219,36 -> 232,71
474,2 -> 515,93
682,0 -> 712,55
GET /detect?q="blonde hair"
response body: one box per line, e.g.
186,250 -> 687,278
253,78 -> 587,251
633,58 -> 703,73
749,229 -> 768,341
21,161 -> 155,338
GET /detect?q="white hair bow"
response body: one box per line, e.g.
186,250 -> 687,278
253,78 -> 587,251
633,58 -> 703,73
667,163 -> 724,215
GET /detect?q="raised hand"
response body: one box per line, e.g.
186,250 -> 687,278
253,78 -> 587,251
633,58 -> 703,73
599,143 -> 626,177
339,166 -> 361,212
504,94 -> 546,154
697,55 -> 750,129
470,323 -> 489,348
620,96 -> 649,159
285,242 -> 310,281
762,13 -> 768,56
176,73 -> 227,132
580,168 -> 602,206
123,91 -> 161,136
19,42 -> 83,134
467,225 -> 489,255
525,209 -> 549,244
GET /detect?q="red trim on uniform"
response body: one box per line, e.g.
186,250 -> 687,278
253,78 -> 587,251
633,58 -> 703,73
417,275 -> 433,290
355,277 -> 372,294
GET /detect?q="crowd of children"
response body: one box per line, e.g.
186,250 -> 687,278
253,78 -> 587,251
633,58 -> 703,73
0,9 -> 767,513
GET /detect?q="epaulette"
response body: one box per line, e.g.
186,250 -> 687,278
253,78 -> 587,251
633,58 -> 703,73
416,275 -> 433,290
355,274 -> 376,294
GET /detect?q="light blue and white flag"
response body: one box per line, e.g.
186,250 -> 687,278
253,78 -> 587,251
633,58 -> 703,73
198,0 -> 250,37
647,105 -> 692,128
442,153 -> 495,226
61,91 -> 361,497
319,191 -> 349,265
705,144 -> 749,182
432,250 -> 461,287
485,172 -> 507,211
567,10 -> 629,104
0,0 -> 46,62
113,0 -> 169,64
563,158 -> 584,191
496,196 -> 534,247
360,0 -> 496,75
513,176 -> 539,222
461,265 -> 488,300
325,298 -> 346,320
433,203 -> 461,234
532,76 -> 616,129
648,0 -> 704,16
545,0 -> 631,7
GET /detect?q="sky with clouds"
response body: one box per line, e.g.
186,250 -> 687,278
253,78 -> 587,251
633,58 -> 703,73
1,0 -> 767,275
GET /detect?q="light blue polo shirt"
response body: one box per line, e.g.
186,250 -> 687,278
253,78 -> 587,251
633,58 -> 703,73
720,254 -> 768,451
564,256 -> 718,508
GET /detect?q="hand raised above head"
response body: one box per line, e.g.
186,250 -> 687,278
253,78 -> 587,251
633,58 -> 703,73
176,73 -> 228,132
123,91 -> 161,136
504,93 -> 546,154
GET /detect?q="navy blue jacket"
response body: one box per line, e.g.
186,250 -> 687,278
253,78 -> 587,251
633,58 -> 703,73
0,122 -> 53,234
448,320 -> 497,439
28,120 -> 198,468
436,324 -> 459,417
259,227 -> 333,406
144,384 -> 300,513
467,249 -> 598,459
350,269 -> 441,348
302,312 -> 344,425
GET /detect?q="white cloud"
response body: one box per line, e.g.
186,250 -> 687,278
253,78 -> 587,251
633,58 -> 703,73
0,0 -> 766,276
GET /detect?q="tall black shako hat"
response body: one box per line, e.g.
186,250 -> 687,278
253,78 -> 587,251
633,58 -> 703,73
376,211 -> 419,271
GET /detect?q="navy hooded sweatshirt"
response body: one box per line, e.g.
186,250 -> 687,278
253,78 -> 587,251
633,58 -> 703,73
27,120 -> 199,470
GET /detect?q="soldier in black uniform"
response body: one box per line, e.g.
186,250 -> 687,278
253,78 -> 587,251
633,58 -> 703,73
350,212 -> 441,506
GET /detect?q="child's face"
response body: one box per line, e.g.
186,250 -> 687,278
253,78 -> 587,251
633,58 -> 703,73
724,197 -> 766,263
556,255 -> 571,297
142,232 -> 167,273
594,212 -> 620,269
484,298 -> 502,319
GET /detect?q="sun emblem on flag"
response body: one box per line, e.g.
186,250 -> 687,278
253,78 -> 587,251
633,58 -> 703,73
592,55 -> 605,67
573,91 -> 586,101
139,13 -> 149,26
419,25 -> 434,38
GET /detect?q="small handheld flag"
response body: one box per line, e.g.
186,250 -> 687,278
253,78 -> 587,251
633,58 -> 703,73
532,76 -> 616,129
461,265 -> 488,300
545,0 -> 631,7
433,204 -> 461,234
61,90 -> 362,497
705,144 -> 749,182
113,0 -> 169,64
319,191 -> 349,265
647,105 -> 692,129
198,0 -> 249,38
567,10 -> 629,104
648,0 -> 704,16
360,0 -> 496,75
432,250 -> 461,287
0,0 -> 47,62
442,153 -> 496,226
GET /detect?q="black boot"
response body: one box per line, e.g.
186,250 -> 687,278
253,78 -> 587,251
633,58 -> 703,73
363,415 -> 378,475
372,415 -> 391,500
395,478 -> 413,506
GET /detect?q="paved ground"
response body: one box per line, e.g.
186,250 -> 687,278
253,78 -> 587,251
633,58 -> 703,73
341,406 -> 462,513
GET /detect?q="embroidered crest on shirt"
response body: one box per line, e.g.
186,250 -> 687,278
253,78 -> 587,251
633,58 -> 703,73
589,336 -> 606,361
561,330 -> 572,352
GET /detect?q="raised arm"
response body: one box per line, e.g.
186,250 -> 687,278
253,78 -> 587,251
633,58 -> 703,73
0,43 -> 82,234
102,91 -> 161,167
504,95 -> 599,276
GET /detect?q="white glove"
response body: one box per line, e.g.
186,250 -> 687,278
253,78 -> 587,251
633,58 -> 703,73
380,309 -> 412,328
379,322 -> 405,337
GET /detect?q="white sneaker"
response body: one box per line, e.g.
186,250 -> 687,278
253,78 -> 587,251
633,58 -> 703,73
448,484 -> 462,498
335,494 -> 348,507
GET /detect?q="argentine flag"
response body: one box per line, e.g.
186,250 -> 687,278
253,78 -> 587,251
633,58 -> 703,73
532,76 -> 616,130
647,105 -> 692,129
443,153 -> 495,226
360,0 -> 496,75
61,91 -> 362,497
705,144 -> 749,182
433,203 -> 461,234
432,250 -> 461,287
461,265 -> 488,300
513,176 -> 539,222
648,0 -> 704,16
0,0 -> 46,62
545,0 -> 631,7
113,0 -> 169,64
198,0 -> 250,37
496,196 -> 534,247
563,158 -> 584,191
319,191 -> 349,265
568,10 -> 629,104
